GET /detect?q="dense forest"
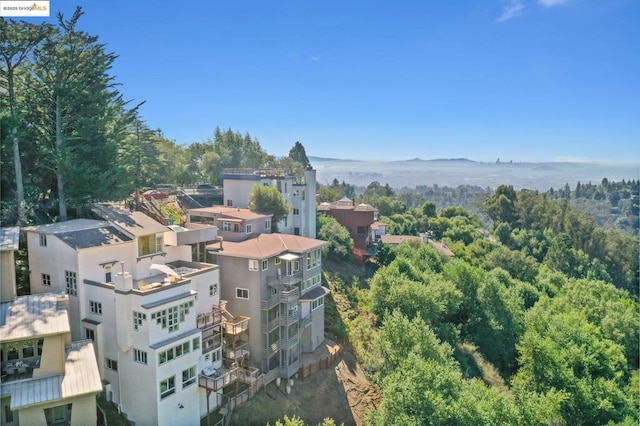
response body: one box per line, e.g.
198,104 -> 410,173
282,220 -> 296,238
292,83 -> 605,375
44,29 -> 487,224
3,10 -> 639,426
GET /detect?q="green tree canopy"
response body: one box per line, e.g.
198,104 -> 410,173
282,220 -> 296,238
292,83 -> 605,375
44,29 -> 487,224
247,184 -> 289,232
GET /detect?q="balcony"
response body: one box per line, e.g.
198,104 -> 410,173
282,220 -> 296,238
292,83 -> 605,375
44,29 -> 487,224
279,360 -> 300,378
262,342 -> 278,359
260,316 -> 280,334
197,306 -> 222,330
199,366 -> 239,392
223,315 -> 250,336
279,334 -> 300,350
261,286 -> 300,311
280,309 -> 299,326
268,271 -> 303,288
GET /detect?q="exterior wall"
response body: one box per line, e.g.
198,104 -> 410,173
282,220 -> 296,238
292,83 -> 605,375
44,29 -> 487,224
216,255 -> 263,367
15,392 -> 97,426
309,305 -> 325,351
325,209 -> 375,250
222,179 -> 259,208
0,250 -> 16,302
32,334 -> 66,378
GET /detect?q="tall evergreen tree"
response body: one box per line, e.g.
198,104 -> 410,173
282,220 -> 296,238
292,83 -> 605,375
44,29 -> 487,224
21,7 -> 123,220
0,18 -> 52,224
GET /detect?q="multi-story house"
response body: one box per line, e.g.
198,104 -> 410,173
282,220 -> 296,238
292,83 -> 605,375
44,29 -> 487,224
317,197 -> 377,255
24,205 -> 251,424
208,232 -> 328,383
220,166 -> 317,238
0,289 -> 101,425
186,206 -> 273,242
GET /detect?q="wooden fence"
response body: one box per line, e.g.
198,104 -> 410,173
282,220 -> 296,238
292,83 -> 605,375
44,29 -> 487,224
298,344 -> 342,379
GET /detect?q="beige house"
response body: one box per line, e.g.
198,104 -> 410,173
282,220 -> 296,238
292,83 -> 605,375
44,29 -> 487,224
0,293 -> 102,425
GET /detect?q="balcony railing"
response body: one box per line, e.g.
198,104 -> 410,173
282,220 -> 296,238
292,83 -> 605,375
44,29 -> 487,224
223,316 -> 250,335
261,287 -> 300,311
280,310 -> 299,326
279,360 -> 300,378
262,342 -> 278,359
198,366 -> 238,392
268,272 -> 303,288
260,316 -> 280,334
197,306 -> 222,330
279,334 -> 300,350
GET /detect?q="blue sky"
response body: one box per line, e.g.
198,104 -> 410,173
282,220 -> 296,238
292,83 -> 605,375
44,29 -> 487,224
27,0 -> 640,163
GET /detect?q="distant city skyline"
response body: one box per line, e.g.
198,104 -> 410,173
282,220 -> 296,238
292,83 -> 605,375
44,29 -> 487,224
26,0 -> 640,164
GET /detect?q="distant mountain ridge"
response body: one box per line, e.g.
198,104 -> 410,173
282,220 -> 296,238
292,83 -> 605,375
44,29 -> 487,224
308,156 -> 639,191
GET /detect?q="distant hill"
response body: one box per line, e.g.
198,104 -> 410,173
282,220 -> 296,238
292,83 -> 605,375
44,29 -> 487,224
310,157 -> 639,191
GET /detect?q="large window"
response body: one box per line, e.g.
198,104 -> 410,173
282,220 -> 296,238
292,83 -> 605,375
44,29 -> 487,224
42,273 -> 51,286
89,301 -> 102,315
65,271 -> 77,296
236,288 -> 249,300
312,296 -> 325,311
160,376 -> 176,400
138,234 -> 163,257
223,222 -> 233,232
182,366 -> 196,388
158,341 -> 191,365
151,301 -> 192,332
306,248 -> 321,270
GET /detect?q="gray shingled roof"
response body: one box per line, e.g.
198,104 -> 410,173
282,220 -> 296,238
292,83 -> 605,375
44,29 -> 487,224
56,225 -> 132,250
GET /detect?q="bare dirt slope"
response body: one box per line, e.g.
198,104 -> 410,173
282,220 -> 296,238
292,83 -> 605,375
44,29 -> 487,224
230,342 -> 379,426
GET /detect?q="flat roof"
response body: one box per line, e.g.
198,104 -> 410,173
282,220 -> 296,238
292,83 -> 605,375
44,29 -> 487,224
92,204 -> 169,237
1,340 -> 102,410
0,294 -> 70,342
0,227 -> 20,251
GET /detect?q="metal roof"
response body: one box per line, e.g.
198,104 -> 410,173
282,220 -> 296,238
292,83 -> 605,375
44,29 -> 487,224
1,340 -> 101,410
0,294 -> 70,342
0,227 -> 20,251
300,286 -> 330,301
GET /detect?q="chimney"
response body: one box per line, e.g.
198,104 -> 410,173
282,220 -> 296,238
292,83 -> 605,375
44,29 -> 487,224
114,262 -> 133,293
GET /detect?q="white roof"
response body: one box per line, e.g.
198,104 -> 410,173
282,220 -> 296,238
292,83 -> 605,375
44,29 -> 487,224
0,294 -> 70,342
0,227 -> 20,251
1,340 -> 102,409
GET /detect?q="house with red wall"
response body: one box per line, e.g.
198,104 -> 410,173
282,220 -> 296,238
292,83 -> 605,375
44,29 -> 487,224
317,197 -> 377,258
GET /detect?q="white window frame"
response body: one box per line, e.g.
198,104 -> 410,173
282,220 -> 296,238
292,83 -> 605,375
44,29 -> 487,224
293,208 -> 300,215
265,220 -> 271,230
209,283 -> 218,296
223,222 -> 233,232
39,234 -> 47,247
275,256 -> 281,265
182,365 -> 197,388
134,349 -> 148,365
65,270 -> 77,296
89,300 -> 102,315
236,288 -> 249,300
246,224 -> 253,233
262,259 -> 268,271
42,273 -> 51,286
160,376 -> 176,400
248,259 -> 259,271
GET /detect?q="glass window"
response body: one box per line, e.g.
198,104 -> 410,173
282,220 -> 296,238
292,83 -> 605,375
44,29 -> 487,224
236,288 -> 249,300
246,224 -> 253,233
134,349 -> 147,365
248,259 -> 258,271
160,376 -> 176,399
39,234 -> 47,247
182,366 -> 196,388
42,273 -> 51,286
209,283 -> 218,296
262,259 -> 268,271
105,358 -> 118,371
65,271 -> 77,296
90,301 -> 102,315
